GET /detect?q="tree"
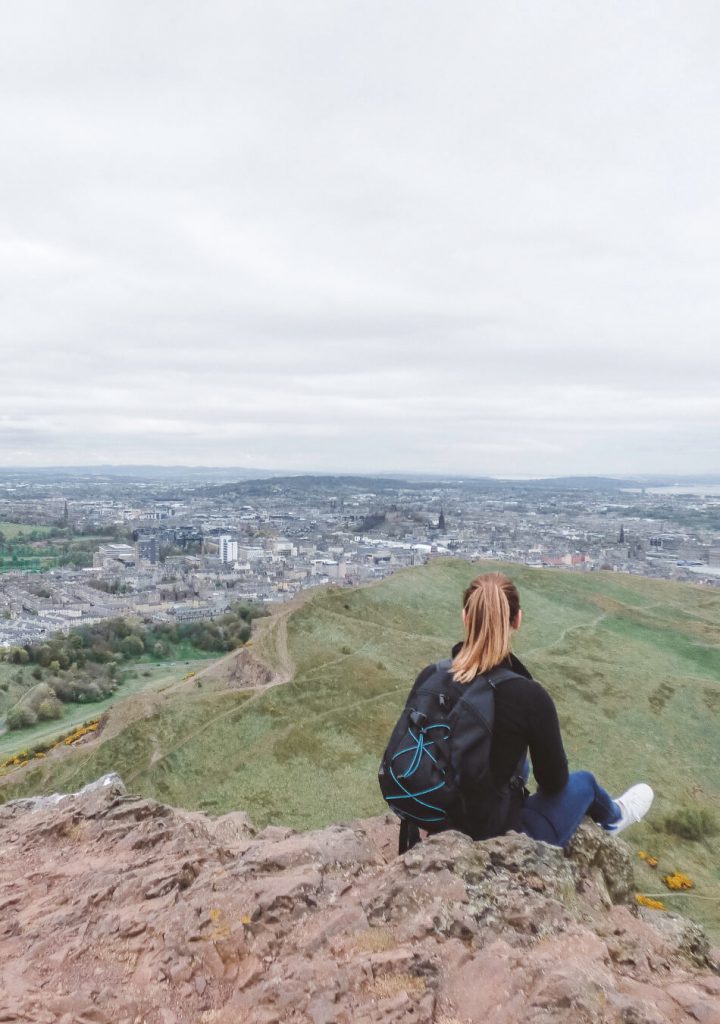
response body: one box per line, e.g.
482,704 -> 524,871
51,677 -> 75,702
36,645 -> 53,667
6,704 -> 38,729
79,682 -> 102,701
37,697 -> 63,721
121,635 -> 145,658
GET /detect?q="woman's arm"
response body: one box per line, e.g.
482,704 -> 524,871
528,685 -> 569,794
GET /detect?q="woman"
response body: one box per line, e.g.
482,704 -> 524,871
415,571 -> 653,846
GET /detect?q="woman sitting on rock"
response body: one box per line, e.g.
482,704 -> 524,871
393,572 -> 653,847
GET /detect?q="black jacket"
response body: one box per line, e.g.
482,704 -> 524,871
407,646 -> 569,835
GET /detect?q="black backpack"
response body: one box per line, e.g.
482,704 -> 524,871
378,659 -> 524,852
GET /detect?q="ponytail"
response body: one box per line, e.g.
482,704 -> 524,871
452,573 -> 520,683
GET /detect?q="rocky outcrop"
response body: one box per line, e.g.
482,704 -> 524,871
0,777 -> 718,1024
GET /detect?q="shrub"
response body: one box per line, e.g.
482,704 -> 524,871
31,666 -> 43,680
29,682 -> 56,708
78,682 -> 102,702
121,635 -> 144,658
663,808 -> 719,842
36,645 -> 53,667
51,678 -> 76,702
37,697 -> 63,721
6,704 -> 38,729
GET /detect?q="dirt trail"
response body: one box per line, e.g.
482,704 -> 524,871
254,601 -> 296,683
524,612 -> 608,660
120,603 -> 305,786
0,600 -> 309,793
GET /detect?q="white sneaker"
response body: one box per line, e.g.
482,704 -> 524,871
609,783 -> 654,834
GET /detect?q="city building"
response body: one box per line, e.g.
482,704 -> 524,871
135,536 -> 158,565
92,543 -> 136,569
218,536 -> 239,564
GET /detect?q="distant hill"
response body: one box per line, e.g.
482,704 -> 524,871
4,466 -> 720,490
0,465 -> 280,483
0,466 -> 653,489
3,559 -> 719,937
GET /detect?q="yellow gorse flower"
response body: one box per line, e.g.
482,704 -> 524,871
636,894 -> 666,910
637,850 -> 658,868
662,872 -> 694,891
63,720 -> 99,745
0,718 -> 101,774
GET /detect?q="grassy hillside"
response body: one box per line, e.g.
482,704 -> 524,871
0,657 -> 211,760
2,560 -> 719,935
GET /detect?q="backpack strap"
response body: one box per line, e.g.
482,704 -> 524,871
435,661 -> 523,690
484,665 -> 526,688
482,665 -> 531,795
398,818 -> 421,854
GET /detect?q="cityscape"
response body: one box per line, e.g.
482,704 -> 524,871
1,468 -> 718,650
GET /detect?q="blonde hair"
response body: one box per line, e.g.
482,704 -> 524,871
452,573 -> 520,683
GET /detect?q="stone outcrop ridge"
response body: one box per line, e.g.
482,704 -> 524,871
1,776 -> 719,1024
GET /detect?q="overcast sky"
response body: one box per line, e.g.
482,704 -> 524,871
2,1 -> 719,477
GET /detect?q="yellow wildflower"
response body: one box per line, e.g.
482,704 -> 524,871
662,872 -> 694,891
636,894 -> 665,910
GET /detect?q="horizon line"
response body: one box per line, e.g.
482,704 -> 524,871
0,464 -> 719,483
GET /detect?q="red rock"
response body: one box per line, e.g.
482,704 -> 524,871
0,779 -> 717,1024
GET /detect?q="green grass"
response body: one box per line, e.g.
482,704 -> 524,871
2,559 -> 720,937
0,658 -> 210,760
0,527 -> 113,571
0,522 -> 53,540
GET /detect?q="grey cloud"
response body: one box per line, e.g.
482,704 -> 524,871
1,1 -> 719,474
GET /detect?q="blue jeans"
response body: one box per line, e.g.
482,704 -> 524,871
519,770 -> 621,847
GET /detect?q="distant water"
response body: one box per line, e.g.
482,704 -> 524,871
622,485 -> 720,497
